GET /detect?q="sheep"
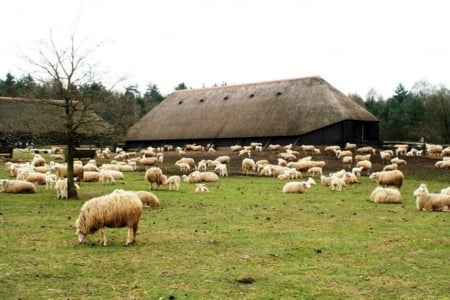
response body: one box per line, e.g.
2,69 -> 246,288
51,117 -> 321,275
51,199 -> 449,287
383,163 -> 398,171
413,184 -> 450,211
390,157 -> 407,166
197,160 -> 208,172
242,158 -> 256,175
238,149 -> 251,158
342,156 -> 353,169
163,175 -> 181,191
134,190 -> 160,208
282,177 -> 315,193
426,144 -> 443,157
55,177 -> 80,199
195,183 -> 210,193
369,187 -> 402,204
369,170 -> 404,189
343,172 -> 360,185
214,163 -> 228,177
356,160 -> 372,175
395,144 -> 409,156
31,154 -> 46,167
145,167 -> 164,190
206,159 -> 220,169
354,154 -> 371,163
267,144 -> 282,152
175,157 -> 196,170
230,145 -> 243,152
278,152 -> 297,161
0,179 -> 36,193
336,150 -> 353,160
300,145 -> 316,155
324,145 -> 340,154
435,160 -> 450,169
215,155 -> 231,164
82,171 -> 100,182
55,164 -> 84,181
183,171 -> 219,183
330,176 -> 346,191
440,187 -> 450,195
356,146 -> 376,155
75,189 -> 143,246
277,158 -> 288,167
45,172 -> 57,190
139,157 -> 159,167
98,170 -> 116,185
380,150 -> 393,163
307,166 -> 322,177
320,175 -> 334,187
24,171 -> 47,185
83,163 -> 100,172
352,167 -> 363,177
345,142 -> 357,151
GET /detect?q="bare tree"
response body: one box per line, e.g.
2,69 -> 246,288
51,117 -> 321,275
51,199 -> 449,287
23,30 -> 110,199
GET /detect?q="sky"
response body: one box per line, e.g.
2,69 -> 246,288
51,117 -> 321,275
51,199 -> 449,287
1,0 -> 450,98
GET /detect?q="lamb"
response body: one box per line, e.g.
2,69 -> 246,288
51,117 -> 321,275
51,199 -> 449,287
163,175 -> 181,191
98,170 -> 116,185
195,183 -> 210,193
282,177 -> 315,194
441,187 -> 450,195
342,156 -> 353,169
330,176 -> 346,191
214,163 -> 228,177
197,160 -> 208,172
413,184 -> 450,211
0,179 -> 36,193
45,171 -> 57,190
242,158 -> 256,175
352,167 -> 363,177
176,162 -> 191,172
369,187 -> 402,203
144,167 -> 164,190
307,166 -> 322,177
134,190 -> 160,207
214,155 -> 231,164
369,170 -> 404,189
55,177 -> 80,199
75,189 -> 143,246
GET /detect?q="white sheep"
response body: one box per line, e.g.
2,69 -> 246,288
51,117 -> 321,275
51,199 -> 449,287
24,171 -> 47,185
351,167 -> 363,177
330,176 -> 346,191
342,156 -> 353,169
356,160 -> 372,175
0,179 -> 36,193
434,160 -> 450,169
75,189 -> 143,246
441,187 -> 450,195
195,183 -> 210,193
164,175 -> 181,191
307,166 -> 322,177
356,146 -> 376,155
214,163 -> 228,177
182,171 -> 219,183
145,167 -> 165,190
369,187 -> 402,204
98,170 -> 116,185
82,171 -> 100,182
380,150 -> 393,163
413,184 -> 450,211
242,158 -> 256,175
197,160 -> 208,172
175,157 -> 196,170
369,170 -> 404,189
215,155 -> 231,164
391,157 -> 407,166
45,172 -> 57,190
282,177 -> 315,194
134,190 -> 160,208
383,163 -> 398,171
55,177 -> 80,199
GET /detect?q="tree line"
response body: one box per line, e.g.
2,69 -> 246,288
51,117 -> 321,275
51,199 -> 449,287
1,73 -> 450,145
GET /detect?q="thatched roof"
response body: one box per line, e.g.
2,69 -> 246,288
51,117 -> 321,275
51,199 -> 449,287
0,97 -> 110,135
126,76 -> 378,142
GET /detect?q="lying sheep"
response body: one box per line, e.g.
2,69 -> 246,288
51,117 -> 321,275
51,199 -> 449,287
369,187 -> 402,203
195,183 -> 210,193
75,189 -> 143,246
24,171 -> 47,185
282,177 -> 315,193
0,179 -> 36,193
82,171 -> 100,182
182,171 -> 219,183
369,170 -> 404,189
134,190 -> 160,208
145,167 -> 164,190
413,184 -> 450,211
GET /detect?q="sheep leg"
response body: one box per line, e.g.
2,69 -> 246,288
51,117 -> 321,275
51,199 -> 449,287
100,228 -> 108,246
126,225 -> 138,245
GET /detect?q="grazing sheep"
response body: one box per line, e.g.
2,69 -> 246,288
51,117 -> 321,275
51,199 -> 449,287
197,160 -> 208,172
215,155 -> 231,164
195,183 -> 210,193
380,150 -> 393,164
98,170 -> 116,185
342,156 -> 353,169
336,150 -> 353,160
324,145 -> 340,154
356,146 -> 376,155
75,190 -> 143,246
242,158 -> 256,175
82,171 -> 100,182
354,154 -> 371,163
307,166 -> 323,177
175,157 -> 196,170
369,187 -> 402,203
413,184 -> 450,211
435,160 -> 450,169
369,170 -> 404,189
356,160 -> 372,175
134,190 -> 160,207
0,179 -> 36,193
391,157 -> 407,166
383,163 -> 398,171
426,144 -> 443,157
330,176 -> 346,191
163,175 -> 181,191
45,172 -> 57,190
145,167 -> 164,190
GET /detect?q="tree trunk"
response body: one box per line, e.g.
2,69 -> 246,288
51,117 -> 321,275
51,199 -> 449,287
66,133 -> 78,199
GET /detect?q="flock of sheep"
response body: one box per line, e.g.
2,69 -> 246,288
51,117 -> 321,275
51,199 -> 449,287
1,141 -> 449,246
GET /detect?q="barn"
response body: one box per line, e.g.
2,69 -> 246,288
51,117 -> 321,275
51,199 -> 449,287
124,76 -> 379,149
0,96 -> 112,147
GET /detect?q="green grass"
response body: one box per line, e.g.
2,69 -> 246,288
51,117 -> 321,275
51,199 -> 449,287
0,150 -> 449,299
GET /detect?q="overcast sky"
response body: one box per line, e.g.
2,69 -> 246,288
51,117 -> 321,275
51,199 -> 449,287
2,0 -> 449,98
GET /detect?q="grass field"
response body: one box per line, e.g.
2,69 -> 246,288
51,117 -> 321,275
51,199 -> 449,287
0,149 -> 449,299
